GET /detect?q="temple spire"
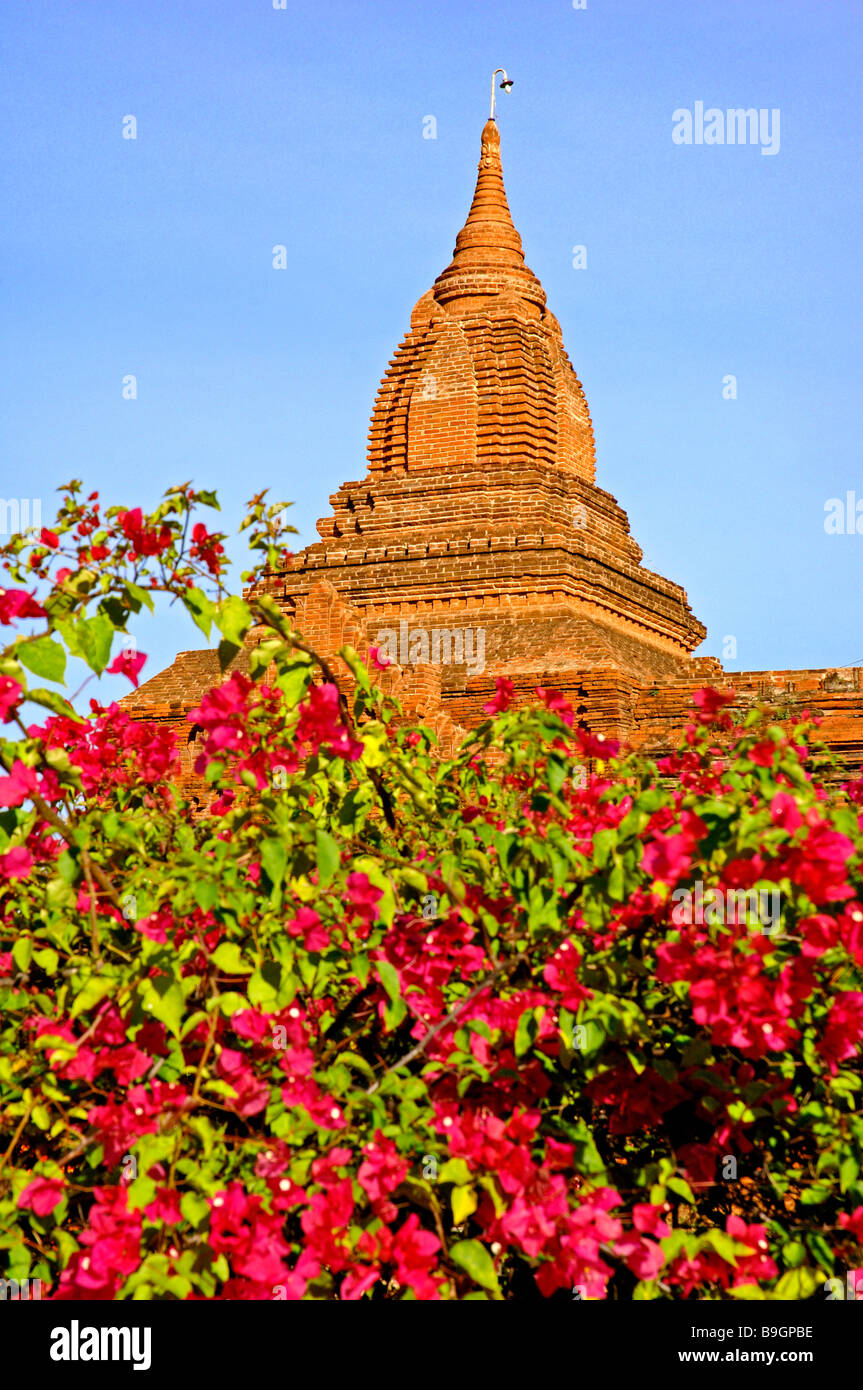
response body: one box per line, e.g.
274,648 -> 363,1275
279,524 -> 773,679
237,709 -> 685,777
432,120 -> 546,311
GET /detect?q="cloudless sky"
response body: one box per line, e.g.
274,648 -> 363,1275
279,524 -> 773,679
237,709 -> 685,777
2,0 -> 862,701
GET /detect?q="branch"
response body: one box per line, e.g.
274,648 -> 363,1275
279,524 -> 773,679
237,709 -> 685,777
250,608 -> 397,830
29,791 -> 124,911
366,964 -> 506,1096
0,1101 -> 33,1180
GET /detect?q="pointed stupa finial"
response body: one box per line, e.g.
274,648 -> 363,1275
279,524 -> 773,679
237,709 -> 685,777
432,86 -> 546,313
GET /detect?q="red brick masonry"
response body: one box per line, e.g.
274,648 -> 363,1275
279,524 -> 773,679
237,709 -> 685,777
125,119 -> 863,778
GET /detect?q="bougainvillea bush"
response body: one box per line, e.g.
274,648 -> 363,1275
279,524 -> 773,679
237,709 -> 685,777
2,484 -> 863,1301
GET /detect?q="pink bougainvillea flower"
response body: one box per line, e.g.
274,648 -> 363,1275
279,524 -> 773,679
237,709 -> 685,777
483,676 -> 514,715
294,682 -> 363,762
390,1214 -> 441,1299
0,846 -> 34,880
134,906 -> 172,942
189,522 -> 225,576
782,823 -> 855,904
286,905 -> 331,953
40,527 -> 60,549
692,686 -> 735,724
144,1188 -> 184,1224
368,645 -> 391,670
632,1202 -> 672,1238
749,740 -> 778,768
117,507 -> 173,559
817,990 -> 863,1072
18,1175 -> 65,1216
216,1048 -> 270,1117
340,1265 -> 381,1300
535,686 -> 574,727
574,727 -> 620,759
358,1132 -> 408,1217
107,648 -> 147,687
0,759 -> 40,807
543,939 -> 591,1012
839,1207 -> 863,1242
641,832 -> 692,886
725,1214 -> 777,1285
0,588 -> 47,625
586,1063 -> 686,1136
345,872 -> 383,928
0,675 -> 23,722
770,791 -> 803,832
52,1186 -> 143,1299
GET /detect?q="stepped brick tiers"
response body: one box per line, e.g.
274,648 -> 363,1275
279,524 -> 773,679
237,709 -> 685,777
125,117 -> 863,779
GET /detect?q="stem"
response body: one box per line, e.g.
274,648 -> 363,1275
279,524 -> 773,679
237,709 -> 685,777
81,851 -> 102,961
0,1101 -> 34,1180
366,965 -> 506,1096
250,606 -> 397,829
29,790 -> 123,910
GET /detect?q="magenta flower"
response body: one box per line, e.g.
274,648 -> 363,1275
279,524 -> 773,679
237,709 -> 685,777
18,1175 -> 65,1216
107,648 -> 147,687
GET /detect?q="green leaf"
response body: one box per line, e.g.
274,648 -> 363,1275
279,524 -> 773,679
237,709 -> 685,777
782,1240 -> 806,1268
192,879 -> 219,913
249,638 -> 283,681
126,1176 -> 158,1211
452,1186 -> 478,1225
593,828 -> 617,868
438,1158 -> 472,1185
217,992 -> 249,1017
19,637 -> 66,684
514,1007 -> 539,1058
25,687 -> 81,720
211,942 -> 253,975
360,724 -> 387,768
546,754 -> 568,794
125,580 -> 155,614
180,1192 -> 210,1227
607,859 -> 625,901
69,973 -> 116,1019
248,964 -> 282,1011
450,1239 -> 501,1296
12,938 -> 32,971
315,829 -> 340,888
214,595 -> 252,647
260,838 -> 287,890
376,960 -> 401,1005
275,658 -> 313,707
633,1280 -> 662,1300
143,977 -> 187,1038
703,1229 -> 740,1265
350,952 -> 370,988
181,587 -> 214,639
78,615 -> 114,674
340,646 -> 371,694
217,638 -> 241,673
840,1155 -> 859,1193
667,1176 -> 696,1204
800,1184 -> 832,1206
33,948 -> 59,974
772,1267 -> 819,1301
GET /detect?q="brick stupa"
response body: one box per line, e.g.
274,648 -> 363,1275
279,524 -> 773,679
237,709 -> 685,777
126,118 -> 863,777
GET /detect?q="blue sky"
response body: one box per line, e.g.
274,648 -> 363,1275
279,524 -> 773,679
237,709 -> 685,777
2,0 -> 862,701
